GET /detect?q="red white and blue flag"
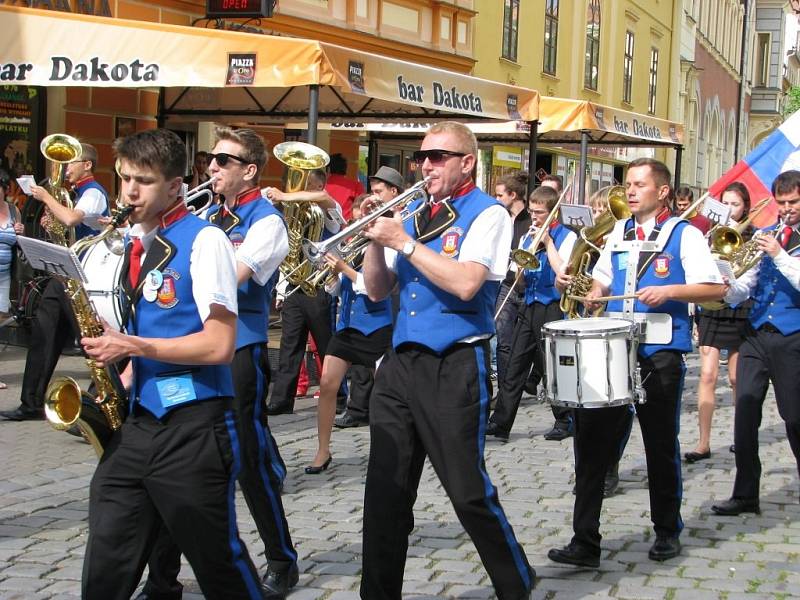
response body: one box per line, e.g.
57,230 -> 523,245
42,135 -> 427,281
709,109 -> 800,227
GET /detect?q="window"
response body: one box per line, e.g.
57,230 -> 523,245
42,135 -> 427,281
623,30 -> 634,103
543,0 -> 559,75
502,0 -> 520,62
584,0 -> 601,90
755,32 -> 770,87
648,47 -> 659,114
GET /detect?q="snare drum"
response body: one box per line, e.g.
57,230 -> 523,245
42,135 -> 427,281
80,237 -> 124,331
543,317 -> 645,409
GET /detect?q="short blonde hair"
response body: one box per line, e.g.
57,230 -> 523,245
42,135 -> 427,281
426,121 -> 478,157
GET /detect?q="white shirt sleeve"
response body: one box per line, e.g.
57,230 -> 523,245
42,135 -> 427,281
591,228 -> 618,289
773,250 -> 800,290
235,214 -> 289,286
557,231 -> 577,267
724,263 -> 758,305
190,226 -> 238,323
74,187 -> 108,231
323,204 -> 344,234
458,204 -> 512,280
680,225 -> 724,284
352,271 -> 368,295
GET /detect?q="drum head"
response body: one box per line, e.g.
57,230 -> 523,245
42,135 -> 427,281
543,317 -> 634,335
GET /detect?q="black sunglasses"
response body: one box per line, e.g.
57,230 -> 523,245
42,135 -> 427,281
412,149 -> 467,164
208,152 -> 249,167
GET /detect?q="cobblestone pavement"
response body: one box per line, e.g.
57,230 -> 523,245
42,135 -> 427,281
1,341 -> 798,599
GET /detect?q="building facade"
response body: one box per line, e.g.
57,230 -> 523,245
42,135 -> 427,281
471,0 -> 680,191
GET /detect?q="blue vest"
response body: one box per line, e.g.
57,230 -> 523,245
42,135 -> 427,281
394,188 -> 501,354
608,218 -> 691,357
523,223 -> 571,306
207,197 -> 286,349
129,214 -> 234,418
749,231 -> 800,335
337,274 -> 392,335
74,178 -> 109,240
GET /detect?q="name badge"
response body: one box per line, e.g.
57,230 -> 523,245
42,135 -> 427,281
616,252 -> 629,271
155,372 -> 197,408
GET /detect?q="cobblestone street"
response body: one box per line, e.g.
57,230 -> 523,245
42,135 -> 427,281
1,342 -> 798,599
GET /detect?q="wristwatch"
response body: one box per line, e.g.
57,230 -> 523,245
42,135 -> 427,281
400,240 -> 417,258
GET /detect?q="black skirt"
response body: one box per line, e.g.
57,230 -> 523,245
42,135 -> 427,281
326,325 -> 392,367
697,308 -> 749,351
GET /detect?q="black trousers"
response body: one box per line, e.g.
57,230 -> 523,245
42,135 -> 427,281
732,326 -> 800,499
494,281 -> 524,383
269,288 -> 335,407
343,364 -> 374,421
20,278 -> 78,412
144,344 -> 296,596
361,342 -> 533,600
82,400 -> 264,600
491,300 -> 569,434
571,351 -> 685,554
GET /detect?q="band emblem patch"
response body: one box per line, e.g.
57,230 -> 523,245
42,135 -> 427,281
653,253 -> 672,278
229,232 -> 244,249
440,226 -> 463,258
156,268 -> 180,309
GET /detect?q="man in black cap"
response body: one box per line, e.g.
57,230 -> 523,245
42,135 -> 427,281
335,166 -> 404,429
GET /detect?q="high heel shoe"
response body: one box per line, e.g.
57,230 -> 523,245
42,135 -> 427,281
304,455 -> 332,475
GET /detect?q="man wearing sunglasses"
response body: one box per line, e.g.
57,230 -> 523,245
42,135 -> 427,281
138,127 -> 299,600
359,121 -> 535,600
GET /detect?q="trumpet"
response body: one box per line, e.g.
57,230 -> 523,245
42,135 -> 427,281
282,179 -> 431,298
184,176 -> 218,213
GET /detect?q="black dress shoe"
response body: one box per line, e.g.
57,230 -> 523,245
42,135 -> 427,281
648,536 -> 681,561
304,455 -> 332,475
543,424 -> 572,441
266,402 -> 293,416
729,444 -> 736,453
486,421 -> 509,442
262,562 -> 299,599
711,497 -> 760,516
334,413 -> 367,428
684,450 -> 711,463
133,592 -> 181,600
547,542 -> 600,568
0,407 -> 44,421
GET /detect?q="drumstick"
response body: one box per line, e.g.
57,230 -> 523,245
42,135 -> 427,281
567,293 -> 639,303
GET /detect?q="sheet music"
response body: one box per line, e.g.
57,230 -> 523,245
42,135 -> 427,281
715,259 -> 735,282
16,237 -> 86,283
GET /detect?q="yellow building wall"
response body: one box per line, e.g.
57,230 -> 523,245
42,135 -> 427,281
472,0 -> 677,121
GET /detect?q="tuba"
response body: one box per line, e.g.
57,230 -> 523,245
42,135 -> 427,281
273,142 -> 330,297
559,186 -> 630,318
44,204 -> 133,456
40,133 -> 82,246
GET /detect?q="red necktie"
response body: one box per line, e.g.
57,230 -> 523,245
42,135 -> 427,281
636,226 -> 645,241
128,238 -> 144,288
780,226 -> 793,249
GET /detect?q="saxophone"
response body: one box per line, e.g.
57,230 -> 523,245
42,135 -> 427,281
273,142 -> 329,297
39,134 -> 82,246
44,205 -> 133,456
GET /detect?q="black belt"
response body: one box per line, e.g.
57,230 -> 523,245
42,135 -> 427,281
758,323 -> 781,334
131,397 -> 232,424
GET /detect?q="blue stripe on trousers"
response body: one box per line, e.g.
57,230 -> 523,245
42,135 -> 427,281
473,344 -> 531,589
252,345 -> 296,561
223,410 -> 265,599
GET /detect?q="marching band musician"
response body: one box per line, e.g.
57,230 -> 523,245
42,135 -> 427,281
263,170 -> 346,416
140,127 -> 299,600
493,171 -> 532,385
486,185 -> 576,442
308,203 -> 393,473
548,158 -> 725,568
80,129 -> 265,600
686,182 -> 754,464
335,166 -> 406,429
359,121 -> 535,600
0,143 -> 109,422
712,169 -> 800,517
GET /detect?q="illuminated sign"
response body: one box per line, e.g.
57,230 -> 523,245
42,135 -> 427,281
206,0 -> 272,19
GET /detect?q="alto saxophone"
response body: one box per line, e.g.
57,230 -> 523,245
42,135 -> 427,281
44,206 -> 133,456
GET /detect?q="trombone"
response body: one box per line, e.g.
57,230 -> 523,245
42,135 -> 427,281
184,176 -> 218,214
494,190 -> 565,319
